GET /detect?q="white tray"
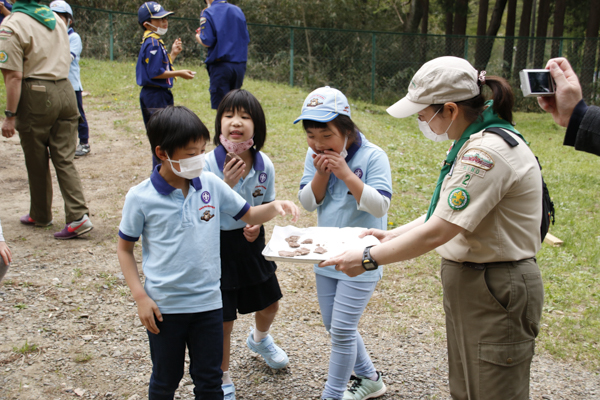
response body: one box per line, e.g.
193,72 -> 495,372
262,225 -> 380,263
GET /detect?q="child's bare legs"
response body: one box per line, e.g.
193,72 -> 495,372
222,320 -> 235,373
254,301 -> 279,334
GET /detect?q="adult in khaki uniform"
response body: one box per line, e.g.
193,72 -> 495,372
321,57 -> 544,400
0,0 -> 93,239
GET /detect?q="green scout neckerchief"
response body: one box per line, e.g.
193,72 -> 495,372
12,1 -> 57,30
425,100 -> 523,221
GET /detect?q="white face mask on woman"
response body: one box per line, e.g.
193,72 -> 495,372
167,153 -> 205,179
417,107 -> 453,142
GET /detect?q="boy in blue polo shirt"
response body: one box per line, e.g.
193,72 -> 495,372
117,106 -> 298,400
136,1 -> 196,168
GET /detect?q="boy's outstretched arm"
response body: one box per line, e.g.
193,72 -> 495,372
117,238 -> 162,334
240,200 -> 300,226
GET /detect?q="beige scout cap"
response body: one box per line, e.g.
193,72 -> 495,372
387,56 -> 480,119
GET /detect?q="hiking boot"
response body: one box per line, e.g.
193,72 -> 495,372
342,372 -> 386,400
246,330 -> 289,369
53,214 -> 93,239
19,214 -> 52,227
75,143 -> 91,157
222,383 -> 235,400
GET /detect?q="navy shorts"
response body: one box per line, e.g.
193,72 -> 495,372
221,273 -> 283,322
206,61 -> 246,109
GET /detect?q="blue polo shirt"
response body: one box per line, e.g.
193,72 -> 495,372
199,0 -> 249,65
205,146 -> 276,231
299,132 -> 392,282
67,28 -> 83,91
118,166 -> 250,314
136,34 -> 173,88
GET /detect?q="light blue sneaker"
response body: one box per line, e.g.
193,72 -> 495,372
222,383 -> 235,400
246,330 -> 289,369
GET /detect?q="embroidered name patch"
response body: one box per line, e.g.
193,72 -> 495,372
448,188 -> 470,211
461,149 -> 494,170
0,27 -> 14,40
459,164 -> 486,178
199,17 -> 207,25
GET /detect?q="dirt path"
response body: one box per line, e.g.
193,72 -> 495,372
0,108 -> 599,400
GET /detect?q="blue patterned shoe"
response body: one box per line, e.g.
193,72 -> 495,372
246,330 -> 289,369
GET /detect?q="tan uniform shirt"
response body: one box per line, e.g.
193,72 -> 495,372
0,12 -> 70,80
434,129 -> 542,263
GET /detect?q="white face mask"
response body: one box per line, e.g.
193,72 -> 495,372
167,153 -> 205,179
339,135 -> 349,159
149,23 -> 168,36
417,108 -> 453,142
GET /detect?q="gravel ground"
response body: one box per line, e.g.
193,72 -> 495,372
1,110 -> 599,400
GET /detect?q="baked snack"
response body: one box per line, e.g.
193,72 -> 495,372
296,247 -> 311,256
301,238 -> 313,244
278,250 -> 297,257
314,246 -> 327,254
224,152 -> 243,168
289,242 -> 300,248
285,236 -> 300,243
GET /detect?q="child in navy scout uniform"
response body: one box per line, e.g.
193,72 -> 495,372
136,1 -> 196,168
49,1 -> 91,157
204,90 -> 287,400
117,106 -> 299,400
295,87 -> 392,400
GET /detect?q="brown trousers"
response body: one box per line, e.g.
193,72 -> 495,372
16,78 -> 89,225
441,258 -> 544,400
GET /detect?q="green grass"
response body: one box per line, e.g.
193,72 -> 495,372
2,58 -> 600,369
13,340 -> 38,355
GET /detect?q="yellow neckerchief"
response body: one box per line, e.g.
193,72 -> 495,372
141,30 -> 176,80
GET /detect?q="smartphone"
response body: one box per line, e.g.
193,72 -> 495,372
519,69 -> 555,97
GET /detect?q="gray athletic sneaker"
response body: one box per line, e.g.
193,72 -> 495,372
342,372 -> 386,400
75,143 -> 90,157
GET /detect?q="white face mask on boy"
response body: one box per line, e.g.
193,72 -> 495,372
167,153 -> 205,179
148,23 -> 168,36
417,107 -> 453,142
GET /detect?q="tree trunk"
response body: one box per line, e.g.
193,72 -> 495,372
551,0 -> 567,58
474,0 -> 508,71
474,0 -> 490,70
534,0 -> 551,67
513,0 -> 534,77
503,0 -> 517,77
444,0 -> 455,56
406,0 -> 424,33
581,0 -> 600,101
420,0 -> 430,64
452,0 -> 468,56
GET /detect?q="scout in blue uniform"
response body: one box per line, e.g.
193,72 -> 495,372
136,1 -> 196,168
0,0 -> 13,25
195,0 -> 249,110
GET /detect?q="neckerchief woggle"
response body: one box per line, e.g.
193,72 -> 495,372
141,30 -> 176,79
12,1 -> 56,30
425,101 -> 523,221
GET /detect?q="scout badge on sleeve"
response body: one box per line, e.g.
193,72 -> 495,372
448,188 -> 470,211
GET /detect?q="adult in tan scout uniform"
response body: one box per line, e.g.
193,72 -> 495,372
321,56 -> 544,400
0,0 -> 93,240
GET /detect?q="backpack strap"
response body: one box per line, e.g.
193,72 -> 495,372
484,127 -> 519,148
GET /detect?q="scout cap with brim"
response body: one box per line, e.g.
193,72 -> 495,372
49,1 -> 73,20
138,2 -> 174,25
293,86 -> 351,124
387,56 -> 479,119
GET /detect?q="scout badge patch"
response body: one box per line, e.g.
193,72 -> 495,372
448,188 -> 469,211
461,148 -> 494,170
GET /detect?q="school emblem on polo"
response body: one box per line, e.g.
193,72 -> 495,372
448,188 -> 469,211
461,148 -> 494,170
354,168 -> 363,179
307,98 -> 323,107
201,191 -> 211,204
259,172 -> 267,183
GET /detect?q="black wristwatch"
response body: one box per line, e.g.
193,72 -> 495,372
362,245 -> 379,271
4,110 -> 16,118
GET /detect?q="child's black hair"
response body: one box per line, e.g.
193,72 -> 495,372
301,115 -> 360,141
214,89 -> 267,152
146,106 -> 210,158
